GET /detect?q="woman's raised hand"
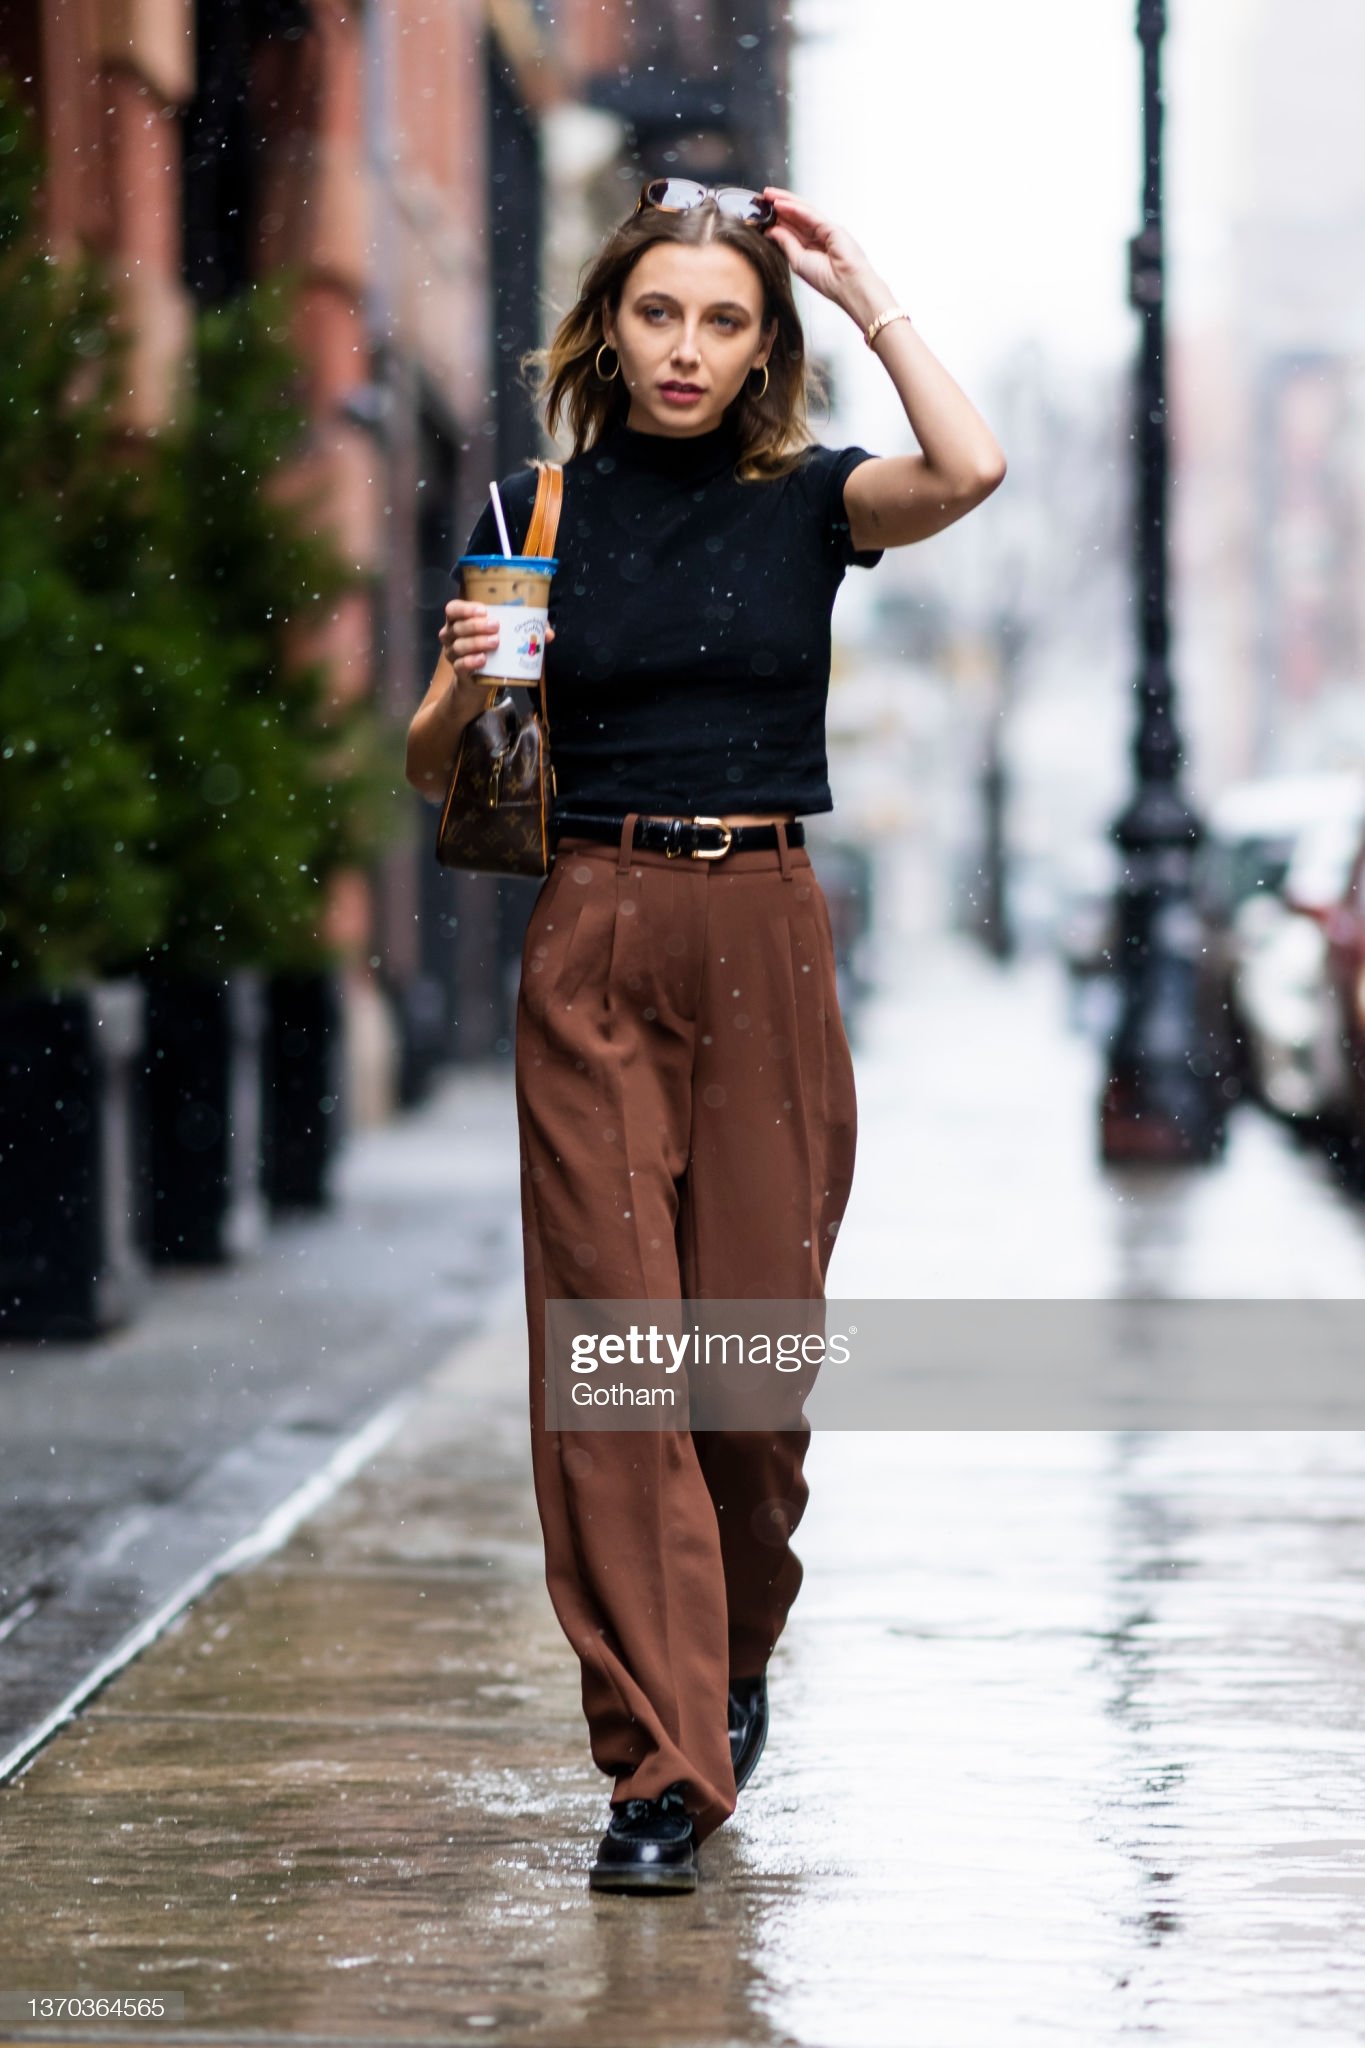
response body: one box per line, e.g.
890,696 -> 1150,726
441,599 -> 554,681
759,187 -> 878,311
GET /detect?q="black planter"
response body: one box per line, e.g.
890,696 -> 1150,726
0,980 -> 148,1340
261,969 -> 344,1212
134,968 -> 266,1265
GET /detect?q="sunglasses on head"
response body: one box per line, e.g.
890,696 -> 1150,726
635,177 -> 776,228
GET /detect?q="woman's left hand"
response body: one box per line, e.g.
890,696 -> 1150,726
760,188 -> 880,312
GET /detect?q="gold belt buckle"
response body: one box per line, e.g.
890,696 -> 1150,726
688,815 -> 734,860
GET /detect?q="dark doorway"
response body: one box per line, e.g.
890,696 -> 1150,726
181,0 -> 313,302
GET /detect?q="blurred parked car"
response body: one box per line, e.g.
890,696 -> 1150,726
1231,781 -> 1365,1123
1193,773 -> 1365,1089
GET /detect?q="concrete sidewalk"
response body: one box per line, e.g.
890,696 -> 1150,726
0,1059 -> 527,1782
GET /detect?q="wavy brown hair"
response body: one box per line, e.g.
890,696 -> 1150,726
521,200 -> 828,483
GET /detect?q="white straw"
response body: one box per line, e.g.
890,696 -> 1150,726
488,480 -> 514,557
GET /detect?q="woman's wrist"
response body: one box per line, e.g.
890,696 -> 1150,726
424,663 -> 485,749
838,271 -> 901,335
407,666 -> 489,800
445,664 -> 493,710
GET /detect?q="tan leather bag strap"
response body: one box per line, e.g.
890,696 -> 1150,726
523,458 -> 563,558
521,458 -> 562,732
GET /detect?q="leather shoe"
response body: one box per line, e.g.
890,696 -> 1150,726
588,1782 -> 698,1894
728,1674 -> 769,1793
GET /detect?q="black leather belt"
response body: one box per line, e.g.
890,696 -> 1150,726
553,810 -> 805,861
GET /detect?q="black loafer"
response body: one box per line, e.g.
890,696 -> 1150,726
728,1674 -> 769,1793
588,1782 -> 698,1894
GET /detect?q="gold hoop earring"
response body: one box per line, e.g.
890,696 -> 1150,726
749,362 -> 770,400
595,342 -> 621,382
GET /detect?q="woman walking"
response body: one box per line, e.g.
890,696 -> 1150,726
406,179 -> 1005,1893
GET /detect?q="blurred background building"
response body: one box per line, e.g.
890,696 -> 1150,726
1179,0 -> 1365,788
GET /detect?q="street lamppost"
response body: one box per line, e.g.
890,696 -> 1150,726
1099,0 -> 1222,1163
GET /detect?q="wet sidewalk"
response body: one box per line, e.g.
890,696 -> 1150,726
5,916 -> 1365,2045
0,1060 -> 528,1783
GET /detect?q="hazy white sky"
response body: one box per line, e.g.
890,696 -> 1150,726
790,0 -> 1257,438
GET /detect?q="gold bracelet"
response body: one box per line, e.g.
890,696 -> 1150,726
865,306 -> 912,349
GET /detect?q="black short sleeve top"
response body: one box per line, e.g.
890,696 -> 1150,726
455,408 -> 884,818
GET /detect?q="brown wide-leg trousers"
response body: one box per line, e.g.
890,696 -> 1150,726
514,812 -> 857,1845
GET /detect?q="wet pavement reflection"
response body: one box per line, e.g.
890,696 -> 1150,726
781,1427 -> 1365,2044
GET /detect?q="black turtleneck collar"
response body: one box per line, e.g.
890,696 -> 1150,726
594,405 -> 743,482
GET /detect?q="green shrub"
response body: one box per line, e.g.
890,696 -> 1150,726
124,272 -> 403,978
0,76 -> 172,991
0,67 -> 405,995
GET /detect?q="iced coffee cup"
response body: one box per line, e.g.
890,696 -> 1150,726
457,554 -> 558,683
